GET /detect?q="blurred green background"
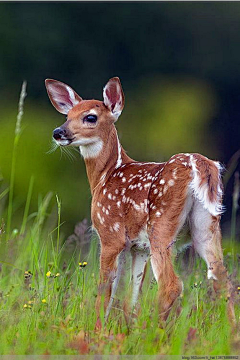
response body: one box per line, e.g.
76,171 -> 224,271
0,2 -> 239,237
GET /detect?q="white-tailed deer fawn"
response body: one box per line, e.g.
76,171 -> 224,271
45,77 -> 235,325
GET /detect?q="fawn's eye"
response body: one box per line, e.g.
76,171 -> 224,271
83,114 -> 97,123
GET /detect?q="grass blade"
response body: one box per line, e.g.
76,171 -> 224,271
6,81 -> 27,239
20,175 -> 34,235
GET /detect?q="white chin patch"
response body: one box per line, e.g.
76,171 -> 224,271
55,139 -> 71,146
75,137 -> 103,159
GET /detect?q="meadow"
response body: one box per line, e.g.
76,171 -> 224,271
0,84 -> 239,356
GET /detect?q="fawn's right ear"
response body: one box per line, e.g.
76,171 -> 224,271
45,79 -> 82,115
103,77 -> 124,121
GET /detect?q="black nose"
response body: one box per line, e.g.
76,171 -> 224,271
53,127 -> 66,140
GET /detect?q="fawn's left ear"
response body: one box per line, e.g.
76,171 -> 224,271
103,77 -> 125,121
45,79 -> 82,115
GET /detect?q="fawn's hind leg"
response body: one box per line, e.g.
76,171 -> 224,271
190,202 -> 235,323
130,246 -> 149,309
149,226 -> 183,322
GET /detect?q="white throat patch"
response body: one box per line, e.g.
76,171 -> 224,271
78,137 -> 103,159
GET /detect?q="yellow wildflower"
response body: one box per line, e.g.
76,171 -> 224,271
46,271 -> 51,278
41,299 -> 47,303
23,303 -> 32,309
79,262 -> 88,268
24,270 -> 33,279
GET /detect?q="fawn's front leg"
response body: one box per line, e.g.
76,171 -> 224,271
95,240 -> 125,325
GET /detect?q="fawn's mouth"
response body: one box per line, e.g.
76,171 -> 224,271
54,136 -> 102,148
54,137 -> 75,146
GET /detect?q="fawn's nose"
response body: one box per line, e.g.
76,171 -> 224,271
53,127 -> 66,140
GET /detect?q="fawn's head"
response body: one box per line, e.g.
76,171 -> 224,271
45,77 -> 124,156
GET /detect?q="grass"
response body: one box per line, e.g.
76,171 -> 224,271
0,209 -> 239,355
6,81 -> 27,239
0,83 -> 239,355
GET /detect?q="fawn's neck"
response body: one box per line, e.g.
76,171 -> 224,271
81,125 -> 133,194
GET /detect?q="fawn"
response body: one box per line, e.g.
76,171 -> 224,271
45,77 -> 235,324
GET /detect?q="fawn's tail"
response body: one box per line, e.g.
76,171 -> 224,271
189,153 -> 224,217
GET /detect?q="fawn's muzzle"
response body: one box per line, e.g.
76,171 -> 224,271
53,127 -> 67,140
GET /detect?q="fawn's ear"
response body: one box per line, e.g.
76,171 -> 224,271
45,79 -> 82,115
103,77 -> 124,120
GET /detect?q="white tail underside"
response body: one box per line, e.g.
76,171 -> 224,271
189,155 -> 223,217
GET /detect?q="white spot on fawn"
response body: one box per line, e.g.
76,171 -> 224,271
168,179 -> 175,186
97,212 -> 105,225
163,185 -> 168,194
133,203 -> 141,211
160,179 -> 165,185
144,199 -> 148,213
172,169 -> 178,180
113,222 -> 120,232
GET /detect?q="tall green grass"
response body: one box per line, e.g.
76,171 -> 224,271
0,215 -> 239,355
6,81 -> 27,239
0,84 -> 239,355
